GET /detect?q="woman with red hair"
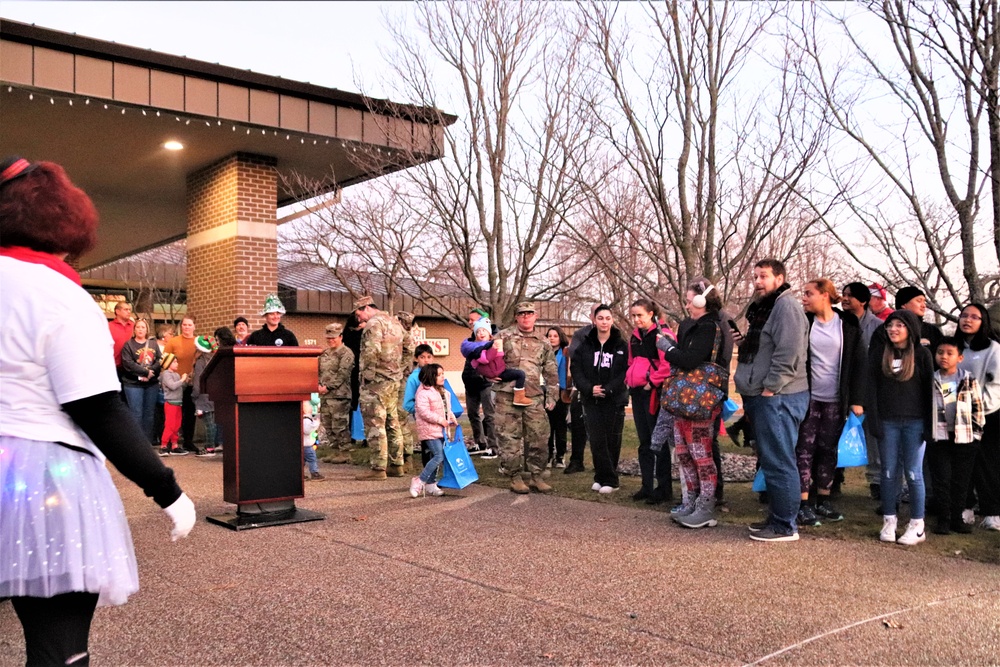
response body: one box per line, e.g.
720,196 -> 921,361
0,157 -> 196,665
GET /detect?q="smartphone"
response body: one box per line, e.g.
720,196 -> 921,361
727,319 -> 742,337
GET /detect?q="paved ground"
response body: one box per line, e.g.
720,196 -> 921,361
1,456 -> 997,666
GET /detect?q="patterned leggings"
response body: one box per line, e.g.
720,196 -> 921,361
674,416 -> 717,501
795,399 -> 842,494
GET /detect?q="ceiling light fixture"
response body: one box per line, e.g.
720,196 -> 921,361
163,140 -> 184,151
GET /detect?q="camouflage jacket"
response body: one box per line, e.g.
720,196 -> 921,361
318,344 -> 354,399
359,311 -> 405,384
496,325 -> 558,398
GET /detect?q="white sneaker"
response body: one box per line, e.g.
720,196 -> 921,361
897,519 -> 926,546
962,508 -> 975,525
591,482 -> 602,492
981,516 -> 1000,531
880,515 -> 898,542
598,486 -> 619,494
409,476 -> 424,498
425,482 -> 444,497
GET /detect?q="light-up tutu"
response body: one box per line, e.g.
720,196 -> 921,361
0,436 -> 139,606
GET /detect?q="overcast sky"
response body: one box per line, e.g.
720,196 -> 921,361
1,1 -> 406,98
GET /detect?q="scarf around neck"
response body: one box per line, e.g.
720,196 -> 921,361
0,246 -> 82,285
739,282 -> 791,363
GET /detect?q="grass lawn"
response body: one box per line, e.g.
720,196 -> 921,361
319,416 -> 999,565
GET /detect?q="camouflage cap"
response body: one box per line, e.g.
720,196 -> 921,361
353,295 -> 375,311
325,323 -> 344,338
515,301 -> 536,314
396,311 -> 414,329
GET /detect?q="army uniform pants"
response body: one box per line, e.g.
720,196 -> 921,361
320,395 -> 352,451
495,392 -> 550,476
360,379 -> 403,469
397,384 -> 415,457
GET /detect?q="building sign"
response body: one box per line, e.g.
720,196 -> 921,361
410,326 -> 449,356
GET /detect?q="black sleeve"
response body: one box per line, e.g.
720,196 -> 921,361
571,343 -> 594,396
61,392 -> 183,508
286,331 -> 299,346
663,320 -> 717,371
604,342 -> 629,397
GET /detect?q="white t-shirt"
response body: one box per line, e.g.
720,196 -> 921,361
0,257 -> 120,459
809,316 -> 843,403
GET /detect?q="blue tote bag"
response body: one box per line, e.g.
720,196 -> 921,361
350,405 -> 365,441
752,467 -> 766,493
438,426 -> 479,489
836,413 -> 868,468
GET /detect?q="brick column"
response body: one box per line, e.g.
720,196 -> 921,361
185,152 -> 278,334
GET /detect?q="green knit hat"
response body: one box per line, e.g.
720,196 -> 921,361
260,294 -> 286,315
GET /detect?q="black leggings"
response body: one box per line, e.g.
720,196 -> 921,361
12,592 -> 99,666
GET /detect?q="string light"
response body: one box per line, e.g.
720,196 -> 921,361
6,85 -> 342,152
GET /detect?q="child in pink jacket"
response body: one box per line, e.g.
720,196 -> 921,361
411,363 -> 458,497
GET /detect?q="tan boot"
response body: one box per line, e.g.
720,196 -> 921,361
512,387 -> 532,407
386,464 -> 406,478
510,475 -> 530,494
355,468 -> 387,481
529,473 -> 554,494
326,453 -> 351,464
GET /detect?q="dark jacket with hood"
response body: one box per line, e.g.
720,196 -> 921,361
805,309 -> 867,419
572,326 -> 629,408
866,309 -> 933,439
246,322 -> 298,347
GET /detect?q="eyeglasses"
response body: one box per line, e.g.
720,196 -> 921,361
959,313 -> 982,321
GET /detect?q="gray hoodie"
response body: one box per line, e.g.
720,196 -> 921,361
734,288 -> 809,396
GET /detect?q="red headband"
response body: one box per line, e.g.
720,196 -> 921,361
0,158 -> 33,185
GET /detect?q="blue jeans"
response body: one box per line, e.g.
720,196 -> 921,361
419,438 -> 445,484
880,419 -> 925,519
304,442 -> 319,474
123,383 -> 158,446
743,391 -> 809,534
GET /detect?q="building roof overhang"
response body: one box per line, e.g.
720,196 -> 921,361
0,19 -> 456,269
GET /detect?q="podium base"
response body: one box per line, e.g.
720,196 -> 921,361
207,502 -> 325,531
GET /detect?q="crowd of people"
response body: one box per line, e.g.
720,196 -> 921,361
2,156 -> 998,665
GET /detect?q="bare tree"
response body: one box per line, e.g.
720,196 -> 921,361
571,0 -> 838,322
337,0 -> 596,325
794,0 -> 1000,313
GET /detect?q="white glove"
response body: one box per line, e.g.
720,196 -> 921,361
163,493 -> 196,541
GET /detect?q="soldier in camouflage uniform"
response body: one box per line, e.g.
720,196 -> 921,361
395,312 -> 417,470
353,296 -> 407,480
493,301 -> 559,494
317,322 -> 355,464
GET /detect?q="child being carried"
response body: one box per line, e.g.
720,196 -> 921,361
466,318 -> 531,407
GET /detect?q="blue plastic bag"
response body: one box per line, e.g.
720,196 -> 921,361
752,467 -> 766,492
437,426 -> 479,489
836,412 -> 868,468
721,398 -> 739,422
350,405 -> 365,441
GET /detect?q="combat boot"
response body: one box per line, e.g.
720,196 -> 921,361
529,473 -> 554,494
387,464 -> 406,477
326,453 -> 351,464
510,475 -> 530,494
355,468 -> 387,481
512,387 -> 532,407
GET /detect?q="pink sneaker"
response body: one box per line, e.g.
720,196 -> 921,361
409,476 -> 425,498
425,482 -> 444,497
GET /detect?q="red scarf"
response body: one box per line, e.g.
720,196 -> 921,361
0,246 -> 82,285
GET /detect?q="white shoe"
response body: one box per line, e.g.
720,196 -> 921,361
880,515 -> 898,542
897,519 -> 926,546
591,482 -> 602,492
409,476 -> 424,498
981,516 -> 1000,531
598,486 -> 619,494
962,508 -> 975,525
425,482 -> 444,497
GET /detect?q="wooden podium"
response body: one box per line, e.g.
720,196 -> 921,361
201,345 -> 325,530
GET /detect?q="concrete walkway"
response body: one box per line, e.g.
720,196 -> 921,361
1,457 -> 997,666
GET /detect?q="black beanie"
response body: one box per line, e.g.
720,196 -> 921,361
894,286 -> 924,310
843,282 -> 871,305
